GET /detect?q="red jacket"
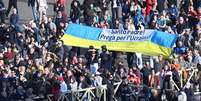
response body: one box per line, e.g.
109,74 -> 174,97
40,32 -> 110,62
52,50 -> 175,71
146,0 -> 156,15
51,86 -> 60,101
57,0 -> 65,5
4,52 -> 15,60
128,75 -> 141,85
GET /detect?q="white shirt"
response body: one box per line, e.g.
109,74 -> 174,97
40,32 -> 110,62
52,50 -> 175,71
113,0 -> 117,8
178,91 -> 187,101
38,0 -> 48,9
193,55 -> 201,65
94,76 -> 103,86
70,81 -> 78,91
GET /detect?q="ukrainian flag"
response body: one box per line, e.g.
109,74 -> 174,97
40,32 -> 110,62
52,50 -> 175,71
61,24 -> 177,57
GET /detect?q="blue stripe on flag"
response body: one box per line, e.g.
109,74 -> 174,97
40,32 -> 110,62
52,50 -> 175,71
66,23 -> 101,40
151,31 -> 177,48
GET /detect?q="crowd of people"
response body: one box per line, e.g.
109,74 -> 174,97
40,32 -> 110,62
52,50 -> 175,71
0,0 -> 201,101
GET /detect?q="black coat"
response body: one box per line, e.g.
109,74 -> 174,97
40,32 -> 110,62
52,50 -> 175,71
28,0 -> 36,7
0,0 -> 4,8
100,52 -> 112,69
9,0 -> 17,5
70,6 -> 81,22
110,0 -> 121,8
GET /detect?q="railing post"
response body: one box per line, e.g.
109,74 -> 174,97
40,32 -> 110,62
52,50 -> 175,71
71,92 -> 75,101
104,88 -> 106,101
114,82 -> 122,95
180,70 -> 183,88
88,89 -> 91,101
47,94 -> 53,101
53,82 -> 121,101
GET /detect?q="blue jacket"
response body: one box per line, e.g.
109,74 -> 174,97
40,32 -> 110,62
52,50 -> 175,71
10,13 -> 19,26
173,47 -> 187,54
168,6 -> 179,18
133,10 -> 144,27
122,3 -> 130,15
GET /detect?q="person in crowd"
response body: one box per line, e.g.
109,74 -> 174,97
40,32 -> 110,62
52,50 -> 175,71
54,0 -> 65,13
125,17 -> 135,31
47,17 -> 57,35
54,0 -> 68,22
70,0 -> 81,23
110,0 -> 121,21
83,3 -> 96,26
114,61 -> 127,80
171,59 -> 181,88
156,0 -> 167,13
6,0 -> 18,17
192,24 -> 201,43
99,45 -> 112,71
100,15 -> 110,28
141,62 -> 152,86
176,16 -> 188,34
118,77 -> 136,101
173,41 -> 187,55
127,52 -> 141,69
78,74 -> 90,89
29,21 -> 42,44
180,0 -> 191,13
9,8 -> 19,29
193,49 -> 201,65
168,4 -> 179,25
93,71 -> 103,86
103,70 -> 115,101
127,68 -> 141,85
113,18 -> 124,29
28,0 -> 39,22
58,76 -> 68,93
38,0 -> 48,23
178,29 -> 193,48
85,46 -> 99,75
101,10 -> 112,25
149,13 -> 158,29
0,0 -> 201,100
54,11 -> 65,28
161,64 -> 173,90
153,57 -> 161,88
133,9 -> 145,29
156,11 -> 167,31
99,0 -> 110,13
0,0 -> 6,23
91,16 -> 99,27
122,1 -> 130,23
145,0 -> 157,20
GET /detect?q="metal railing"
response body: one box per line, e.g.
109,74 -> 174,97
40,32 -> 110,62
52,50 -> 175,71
46,82 -> 122,101
44,67 -> 201,101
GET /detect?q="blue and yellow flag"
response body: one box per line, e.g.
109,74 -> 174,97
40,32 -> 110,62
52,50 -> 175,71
61,24 -> 177,57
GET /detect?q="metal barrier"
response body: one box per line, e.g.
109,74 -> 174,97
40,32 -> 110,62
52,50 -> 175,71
46,82 -> 122,101
45,68 -> 200,101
